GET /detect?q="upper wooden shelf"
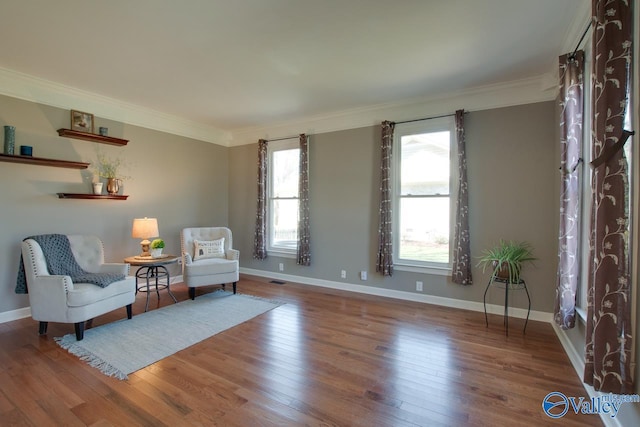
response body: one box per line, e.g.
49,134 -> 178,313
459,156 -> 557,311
57,129 -> 128,146
0,153 -> 89,169
57,193 -> 129,200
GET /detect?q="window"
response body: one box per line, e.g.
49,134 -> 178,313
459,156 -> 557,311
392,117 -> 457,272
268,139 -> 299,254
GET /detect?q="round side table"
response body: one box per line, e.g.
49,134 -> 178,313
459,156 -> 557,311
124,255 -> 179,312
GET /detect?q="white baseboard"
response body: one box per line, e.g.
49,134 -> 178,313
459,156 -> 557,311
0,306 -> 31,324
240,268 -> 553,322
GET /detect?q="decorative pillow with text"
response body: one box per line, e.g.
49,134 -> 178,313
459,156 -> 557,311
193,238 -> 225,261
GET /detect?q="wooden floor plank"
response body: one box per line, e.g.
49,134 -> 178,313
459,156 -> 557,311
0,371 -> 61,426
0,275 -> 603,426
71,395 -> 145,427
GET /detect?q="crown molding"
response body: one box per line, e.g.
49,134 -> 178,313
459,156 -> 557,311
0,67 -> 231,146
0,65 -> 556,149
229,74 -> 556,147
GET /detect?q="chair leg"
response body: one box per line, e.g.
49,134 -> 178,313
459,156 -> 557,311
85,318 -> 94,329
126,304 -> 133,319
232,282 -> 237,294
75,322 -> 85,341
189,287 -> 196,300
38,321 -> 48,335
221,283 -> 226,290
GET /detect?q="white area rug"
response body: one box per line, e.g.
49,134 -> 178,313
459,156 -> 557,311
55,291 -> 282,380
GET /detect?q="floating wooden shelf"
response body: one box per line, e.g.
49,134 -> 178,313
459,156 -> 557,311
57,128 -> 128,146
57,193 -> 129,200
0,153 -> 89,169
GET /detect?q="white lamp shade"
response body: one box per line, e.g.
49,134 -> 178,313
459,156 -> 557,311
132,217 -> 159,239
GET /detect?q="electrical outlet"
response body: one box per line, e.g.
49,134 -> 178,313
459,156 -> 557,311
360,271 -> 367,280
279,263 -> 284,272
341,270 -> 346,279
416,281 -> 423,292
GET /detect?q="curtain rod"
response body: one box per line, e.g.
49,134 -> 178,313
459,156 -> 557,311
392,111 -> 468,126
570,21 -> 592,59
265,135 -> 300,142
267,111 -> 470,136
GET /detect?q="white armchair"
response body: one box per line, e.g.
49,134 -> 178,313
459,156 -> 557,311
21,235 -> 136,340
181,227 -> 239,299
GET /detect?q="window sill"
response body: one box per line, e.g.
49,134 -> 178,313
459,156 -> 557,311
267,249 -> 296,259
394,263 -> 451,276
575,307 -> 587,323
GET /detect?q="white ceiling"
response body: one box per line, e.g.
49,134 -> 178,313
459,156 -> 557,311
0,0 -> 587,137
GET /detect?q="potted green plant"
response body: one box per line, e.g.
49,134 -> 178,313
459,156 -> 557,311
477,240 -> 536,284
150,238 -> 165,258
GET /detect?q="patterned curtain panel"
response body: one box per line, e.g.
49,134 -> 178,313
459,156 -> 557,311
584,0 -> 633,394
297,134 -> 311,266
376,121 -> 394,276
451,109 -> 472,285
253,139 -> 268,260
554,51 -> 584,330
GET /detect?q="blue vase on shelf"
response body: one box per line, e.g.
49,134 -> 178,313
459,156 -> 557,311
4,125 -> 15,155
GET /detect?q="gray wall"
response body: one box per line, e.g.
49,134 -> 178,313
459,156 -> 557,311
1,98 -> 560,314
0,95 -> 229,313
230,101 -> 559,312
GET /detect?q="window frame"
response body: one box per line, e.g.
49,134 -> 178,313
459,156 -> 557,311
576,39 -> 593,320
391,116 -> 458,275
267,138 -> 300,257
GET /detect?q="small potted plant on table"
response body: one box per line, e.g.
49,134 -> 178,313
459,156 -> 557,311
150,239 -> 165,258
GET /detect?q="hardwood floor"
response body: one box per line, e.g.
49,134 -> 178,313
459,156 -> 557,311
0,275 -> 602,426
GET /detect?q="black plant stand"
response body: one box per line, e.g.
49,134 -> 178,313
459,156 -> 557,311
483,276 -> 531,336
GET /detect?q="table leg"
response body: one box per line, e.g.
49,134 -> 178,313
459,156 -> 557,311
154,267 -> 161,300
523,280 -> 531,334
166,268 -> 177,303
144,267 -> 152,312
135,266 -> 152,312
504,281 -> 509,337
483,277 -> 492,328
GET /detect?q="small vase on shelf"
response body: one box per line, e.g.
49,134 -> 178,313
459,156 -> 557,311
92,182 -> 103,195
4,126 -> 16,155
106,178 -> 120,195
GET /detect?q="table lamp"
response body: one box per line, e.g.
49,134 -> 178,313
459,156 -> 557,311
132,217 -> 159,257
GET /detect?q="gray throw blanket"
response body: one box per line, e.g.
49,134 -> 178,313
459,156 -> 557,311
15,234 -> 125,294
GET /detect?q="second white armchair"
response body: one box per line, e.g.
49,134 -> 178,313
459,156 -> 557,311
180,227 -> 239,299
